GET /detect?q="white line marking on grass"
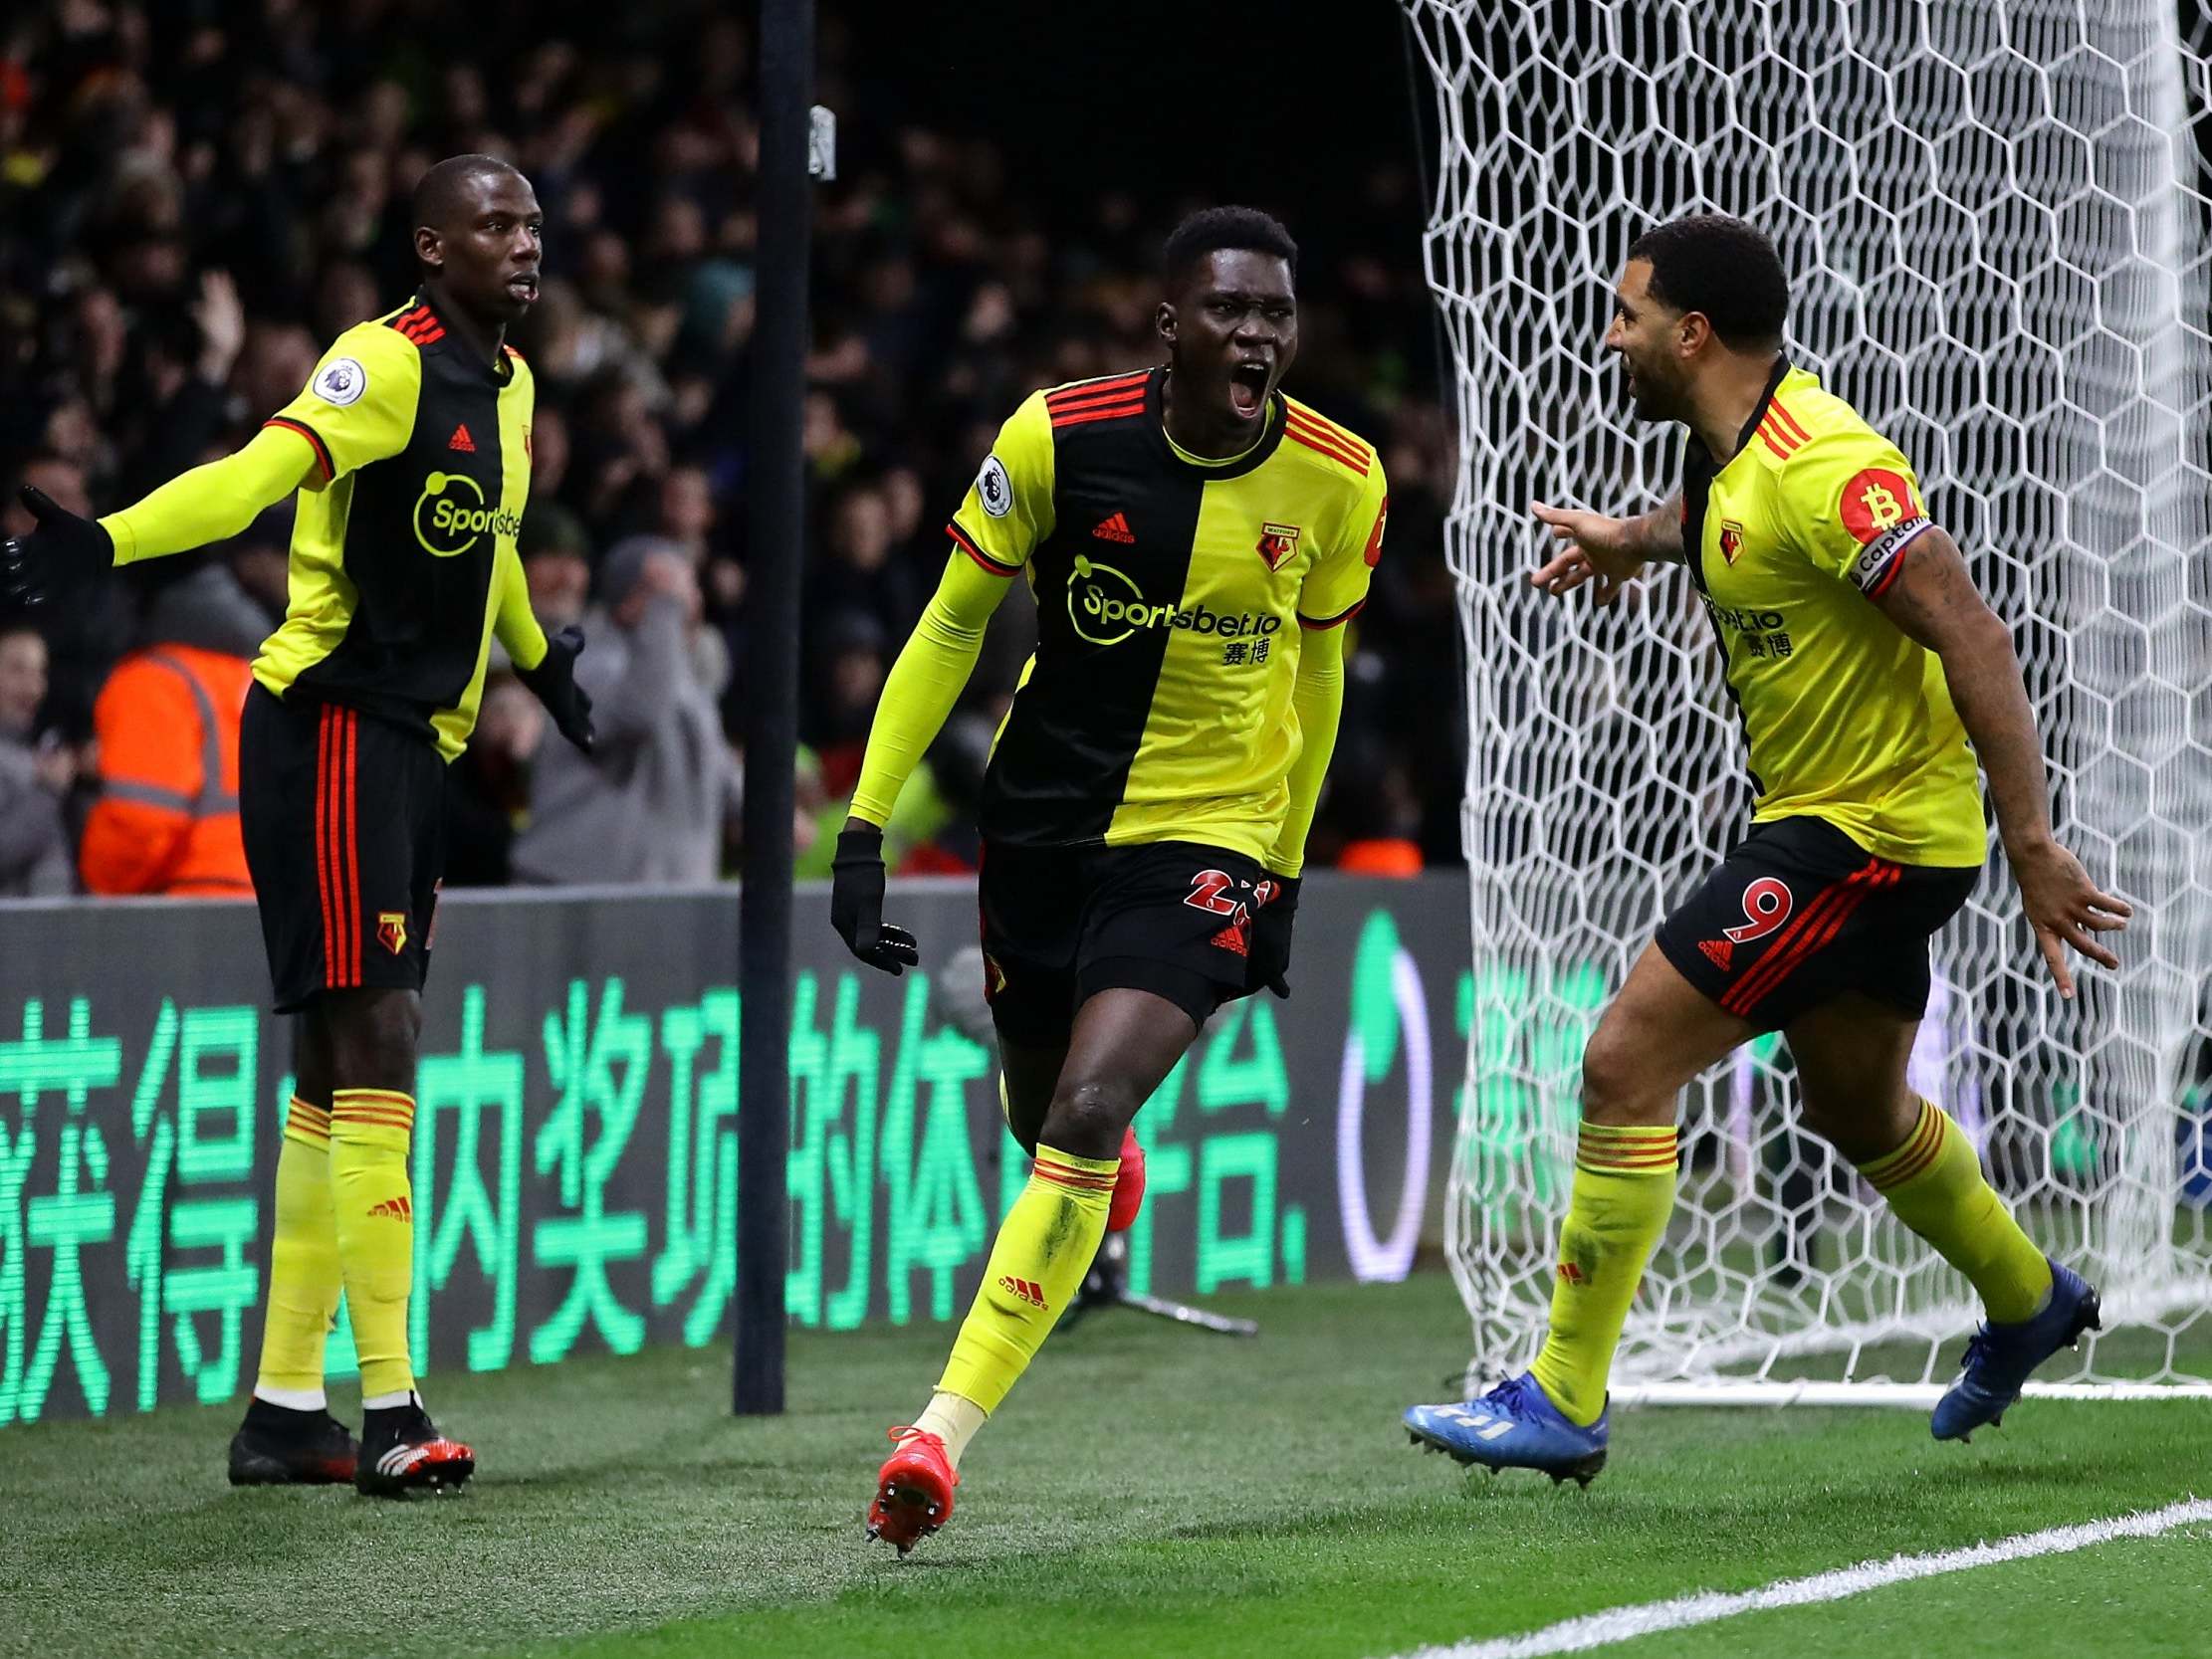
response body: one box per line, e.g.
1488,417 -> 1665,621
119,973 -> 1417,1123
1382,1497 -> 2212,1659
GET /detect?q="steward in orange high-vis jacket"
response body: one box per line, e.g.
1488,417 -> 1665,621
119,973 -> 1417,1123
81,563 -> 263,897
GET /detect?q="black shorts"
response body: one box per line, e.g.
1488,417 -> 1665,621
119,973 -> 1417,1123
978,839 -> 1270,1046
240,685 -> 447,1014
1655,815 -> 1978,1033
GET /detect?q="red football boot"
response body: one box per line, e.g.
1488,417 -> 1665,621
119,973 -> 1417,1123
1106,1126 -> 1147,1234
866,1426 -> 959,1555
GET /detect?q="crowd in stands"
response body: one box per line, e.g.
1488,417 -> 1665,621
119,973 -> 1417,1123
0,1 -> 1464,899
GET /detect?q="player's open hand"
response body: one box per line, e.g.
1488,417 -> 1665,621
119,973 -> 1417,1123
1529,501 -> 1642,607
2,486 -> 113,607
831,825 -> 921,975
2010,837 -> 2129,999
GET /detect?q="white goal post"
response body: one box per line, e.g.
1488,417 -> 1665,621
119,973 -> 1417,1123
1402,0 -> 2212,1400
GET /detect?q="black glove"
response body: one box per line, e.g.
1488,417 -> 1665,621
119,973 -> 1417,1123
1248,873 -> 1301,999
830,827 -> 920,975
2,487 -> 113,607
517,624 -> 594,753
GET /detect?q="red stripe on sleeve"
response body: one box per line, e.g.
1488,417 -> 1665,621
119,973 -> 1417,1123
264,418 -> 333,483
948,521 -> 1019,575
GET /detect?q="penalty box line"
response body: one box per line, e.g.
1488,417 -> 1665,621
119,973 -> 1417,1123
1379,1496 -> 2212,1659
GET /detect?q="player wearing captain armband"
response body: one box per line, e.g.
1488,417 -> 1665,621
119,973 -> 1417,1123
1403,214 -> 2129,1485
827,207 -> 1388,1553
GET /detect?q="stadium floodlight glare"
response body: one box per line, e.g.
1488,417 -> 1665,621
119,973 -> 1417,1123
1404,0 -> 2212,1402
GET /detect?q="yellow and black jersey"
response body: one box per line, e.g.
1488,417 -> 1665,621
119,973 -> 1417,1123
255,295 -> 535,760
1681,360 -> 1984,867
949,365 -> 1388,862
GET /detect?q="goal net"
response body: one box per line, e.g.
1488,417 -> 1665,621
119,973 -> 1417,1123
1404,0 -> 2212,1400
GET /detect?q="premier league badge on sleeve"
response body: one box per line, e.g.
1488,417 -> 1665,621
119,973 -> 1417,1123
978,454 -> 1012,518
313,357 -> 367,407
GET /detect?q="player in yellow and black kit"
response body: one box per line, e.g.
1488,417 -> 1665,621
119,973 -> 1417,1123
830,208 -> 1387,1551
2,155 -> 593,1497
1404,214 -> 2130,1483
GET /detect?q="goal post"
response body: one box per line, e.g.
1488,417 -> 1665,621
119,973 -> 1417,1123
1402,0 -> 2212,1400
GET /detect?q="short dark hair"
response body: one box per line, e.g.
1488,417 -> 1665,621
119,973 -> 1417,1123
1628,214 -> 1788,350
1162,206 -> 1298,291
410,153 -> 525,236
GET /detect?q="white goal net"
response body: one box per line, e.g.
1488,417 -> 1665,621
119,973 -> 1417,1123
1404,0 -> 2212,1399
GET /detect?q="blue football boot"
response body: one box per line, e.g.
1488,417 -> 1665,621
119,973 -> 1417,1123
1931,1261 -> 2101,1443
1404,1371 -> 1609,1486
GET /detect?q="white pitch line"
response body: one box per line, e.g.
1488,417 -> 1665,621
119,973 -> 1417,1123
1379,1497 -> 2212,1659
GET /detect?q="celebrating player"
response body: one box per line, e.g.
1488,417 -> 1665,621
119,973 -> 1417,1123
1403,214 -> 2127,1483
0,155 -> 594,1496
830,207 -> 1388,1551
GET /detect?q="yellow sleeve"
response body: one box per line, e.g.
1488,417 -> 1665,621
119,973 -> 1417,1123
99,424 -> 320,566
848,550 -> 1019,826
1268,623 -> 1345,877
263,320 -> 422,489
1782,428 -> 1934,600
1296,457 -> 1389,629
493,536 -> 548,671
945,392 -> 1054,572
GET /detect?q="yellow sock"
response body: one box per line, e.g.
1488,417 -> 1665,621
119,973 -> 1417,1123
934,1142 -> 1116,1414
1530,1123 -> 1678,1426
252,1099 -> 342,1407
1859,1099 -> 2052,1324
330,1089 -> 418,1399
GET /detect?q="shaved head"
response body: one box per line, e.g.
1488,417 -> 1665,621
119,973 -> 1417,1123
408,154 -> 543,335
412,154 -> 525,240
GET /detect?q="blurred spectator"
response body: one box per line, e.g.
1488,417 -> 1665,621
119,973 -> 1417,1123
443,673 -> 546,888
79,559 -> 259,897
0,623 -> 73,898
806,609 -> 890,799
512,536 -> 738,886
1328,754 -> 1427,878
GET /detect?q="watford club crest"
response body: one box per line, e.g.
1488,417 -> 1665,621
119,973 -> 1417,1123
1719,518 -> 1746,565
1256,521 -> 1301,571
377,911 -> 409,956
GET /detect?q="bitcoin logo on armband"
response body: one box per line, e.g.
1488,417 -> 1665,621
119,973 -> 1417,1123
1837,466 -> 1922,546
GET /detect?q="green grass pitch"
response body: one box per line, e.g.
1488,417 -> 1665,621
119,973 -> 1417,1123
4,1275 -> 2206,1659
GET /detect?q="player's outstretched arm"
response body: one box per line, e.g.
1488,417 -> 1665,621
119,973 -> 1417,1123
1,426 -> 316,605
1528,493 -> 1685,605
831,549 -> 1014,974
1870,522 -> 2130,997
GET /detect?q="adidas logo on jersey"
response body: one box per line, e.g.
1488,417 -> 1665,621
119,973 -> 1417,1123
367,1194 -> 413,1221
1210,923 -> 1248,956
1091,511 -> 1136,543
448,424 -> 476,453
1698,937 -> 1734,970
997,1275 -> 1048,1311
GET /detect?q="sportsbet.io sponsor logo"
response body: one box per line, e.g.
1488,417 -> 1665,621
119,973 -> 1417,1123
413,471 -> 522,557
1067,554 -> 1283,648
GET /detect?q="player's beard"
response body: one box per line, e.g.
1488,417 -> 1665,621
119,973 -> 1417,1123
1623,357 -> 1684,424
